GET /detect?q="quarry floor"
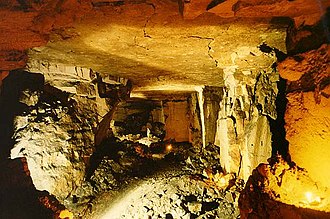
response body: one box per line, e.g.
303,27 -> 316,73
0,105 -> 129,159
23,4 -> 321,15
84,159 -> 241,219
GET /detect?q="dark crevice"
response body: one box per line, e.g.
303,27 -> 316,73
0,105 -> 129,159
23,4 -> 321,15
165,213 -> 174,219
143,3 -> 156,38
258,43 -> 287,61
92,1 -> 124,7
267,76 -> 290,161
178,0 -> 184,16
252,72 -> 263,115
201,201 -> 220,212
252,73 -> 261,102
286,74 -> 330,94
229,115 -> 238,139
207,40 -> 219,67
85,136 -> 123,180
0,158 -> 56,219
258,43 -> 273,53
206,0 -> 226,11
187,36 -> 218,67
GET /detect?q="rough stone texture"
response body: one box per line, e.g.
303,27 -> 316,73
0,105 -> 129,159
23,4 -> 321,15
1,0 -> 324,186
89,169 -> 242,219
278,44 -> 330,94
13,105 -> 86,196
23,0 -> 288,96
284,91 -> 330,187
0,0 -> 92,70
238,156 -> 330,218
278,44 -> 330,188
183,0 -> 330,19
196,64 -> 278,180
163,100 -> 190,142
187,93 -> 203,147
0,0 -> 326,95
11,87 -> 97,201
286,9 -> 330,54
9,62 -> 132,202
111,97 -> 198,143
28,16 -> 286,94
63,135 -> 194,217
0,0 -> 329,70
185,142 -> 223,176
1,1 -> 329,218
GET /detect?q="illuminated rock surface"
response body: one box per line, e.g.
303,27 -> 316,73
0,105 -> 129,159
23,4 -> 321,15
239,156 -> 330,218
0,0 -> 329,218
89,165 -> 242,219
9,67 -> 110,201
278,44 -> 330,188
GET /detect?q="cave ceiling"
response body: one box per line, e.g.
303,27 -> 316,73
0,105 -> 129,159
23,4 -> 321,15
1,0 -> 329,97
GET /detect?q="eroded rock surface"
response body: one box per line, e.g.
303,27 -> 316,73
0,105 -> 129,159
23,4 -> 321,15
196,63 -> 278,180
278,44 -> 330,188
239,155 -> 330,219
9,63 -> 132,203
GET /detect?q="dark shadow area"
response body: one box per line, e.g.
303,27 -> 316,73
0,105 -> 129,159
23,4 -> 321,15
291,204 -> 330,219
286,7 -> 330,55
0,70 -> 56,219
0,70 -> 44,159
0,158 -> 54,219
86,136 -> 191,181
85,136 -> 124,180
268,76 -> 290,161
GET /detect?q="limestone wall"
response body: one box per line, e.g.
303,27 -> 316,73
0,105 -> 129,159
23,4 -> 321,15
9,63 -> 128,201
196,66 -> 278,180
278,44 -> 330,188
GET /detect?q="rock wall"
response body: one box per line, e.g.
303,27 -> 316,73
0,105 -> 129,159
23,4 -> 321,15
10,62 -> 129,201
278,44 -> 330,188
196,66 -> 278,180
238,156 -> 330,219
163,100 -> 190,142
187,93 -> 203,147
112,96 -> 202,144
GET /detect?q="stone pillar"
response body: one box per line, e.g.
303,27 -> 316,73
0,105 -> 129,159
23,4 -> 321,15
197,66 -> 277,180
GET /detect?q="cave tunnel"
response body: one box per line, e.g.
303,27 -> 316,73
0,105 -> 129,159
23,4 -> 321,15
0,1 -> 330,219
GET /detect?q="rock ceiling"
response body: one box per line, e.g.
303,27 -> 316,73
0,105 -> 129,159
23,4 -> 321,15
1,0 -> 329,95
1,2 -> 330,218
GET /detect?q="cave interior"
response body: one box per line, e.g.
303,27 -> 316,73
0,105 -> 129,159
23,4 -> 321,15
0,0 -> 330,219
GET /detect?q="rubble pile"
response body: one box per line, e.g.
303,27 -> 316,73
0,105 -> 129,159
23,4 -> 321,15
185,143 -> 222,176
90,169 -> 242,219
65,133 -> 193,216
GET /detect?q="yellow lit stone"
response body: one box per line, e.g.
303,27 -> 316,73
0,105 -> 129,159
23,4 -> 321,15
59,210 -> 73,219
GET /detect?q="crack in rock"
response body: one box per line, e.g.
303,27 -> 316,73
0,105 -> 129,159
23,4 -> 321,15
187,35 -> 218,67
143,3 -> 156,38
134,36 -> 149,50
208,40 -> 219,67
